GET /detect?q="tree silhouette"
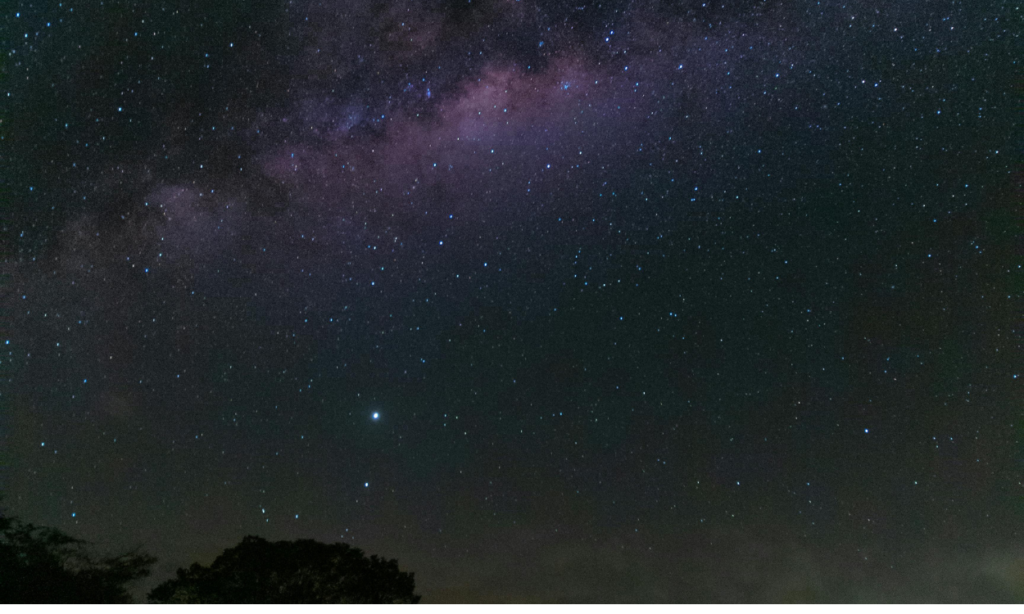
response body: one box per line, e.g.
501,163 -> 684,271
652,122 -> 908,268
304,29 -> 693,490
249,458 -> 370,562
148,535 -> 421,603
0,513 -> 156,603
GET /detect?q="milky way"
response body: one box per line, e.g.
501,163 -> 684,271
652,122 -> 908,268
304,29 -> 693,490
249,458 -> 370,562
4,0 -> 1021,602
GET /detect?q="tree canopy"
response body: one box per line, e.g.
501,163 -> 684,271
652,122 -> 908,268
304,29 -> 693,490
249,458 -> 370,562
148,535 -> 420,604
0,513 -> 156,603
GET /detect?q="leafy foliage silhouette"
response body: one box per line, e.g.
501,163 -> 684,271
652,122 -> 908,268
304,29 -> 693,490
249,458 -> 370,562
148,535 -> 420,603
0,513 -> 155,603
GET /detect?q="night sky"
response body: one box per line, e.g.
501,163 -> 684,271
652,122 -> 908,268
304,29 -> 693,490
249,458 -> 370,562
2,0 -> 1022,603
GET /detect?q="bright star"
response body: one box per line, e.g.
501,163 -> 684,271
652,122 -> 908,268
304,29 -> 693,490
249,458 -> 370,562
372,412 -> 379,420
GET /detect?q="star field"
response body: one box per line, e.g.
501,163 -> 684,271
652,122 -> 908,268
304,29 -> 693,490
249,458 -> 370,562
2,0 -> 1021,603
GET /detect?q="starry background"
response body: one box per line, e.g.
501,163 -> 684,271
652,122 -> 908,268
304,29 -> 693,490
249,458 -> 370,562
2,0 -> 1022,603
